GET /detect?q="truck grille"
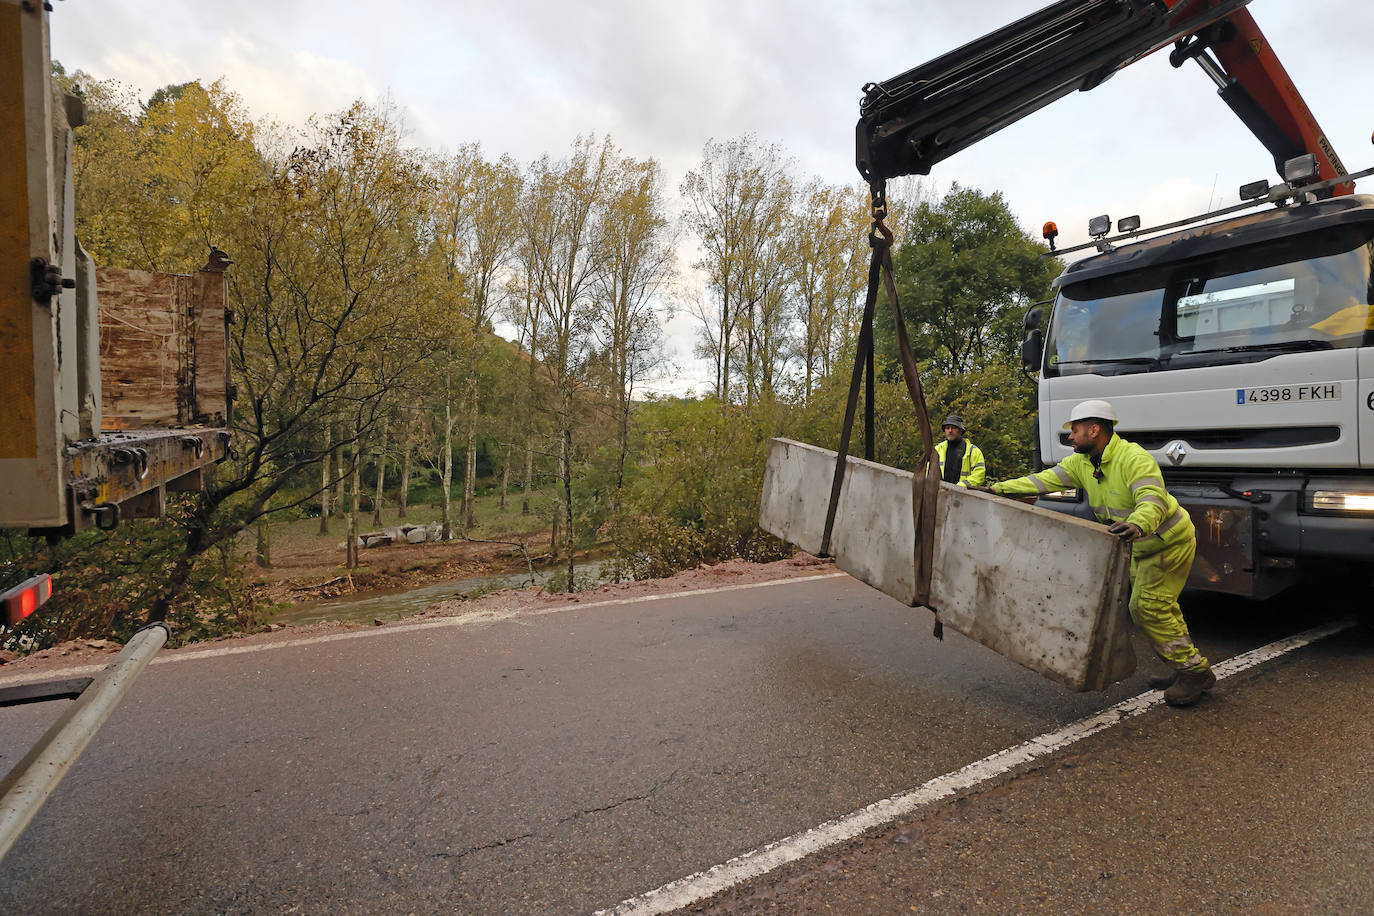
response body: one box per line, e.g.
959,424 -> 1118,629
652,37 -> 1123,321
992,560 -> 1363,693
1058,426 -> 1341,450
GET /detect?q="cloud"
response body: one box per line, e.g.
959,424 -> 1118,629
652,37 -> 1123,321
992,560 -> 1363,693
212,38 -> 382,129
46,0 -> 1374,395
51,6 -> 379,128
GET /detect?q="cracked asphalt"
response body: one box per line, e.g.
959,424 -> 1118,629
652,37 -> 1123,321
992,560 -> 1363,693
0,573 -> 1365,914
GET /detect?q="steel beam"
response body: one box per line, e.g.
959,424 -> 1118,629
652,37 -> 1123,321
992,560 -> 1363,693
0,622 -> 167,861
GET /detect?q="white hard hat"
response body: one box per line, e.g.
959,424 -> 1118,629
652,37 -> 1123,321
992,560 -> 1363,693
1062,399 -> 1119,430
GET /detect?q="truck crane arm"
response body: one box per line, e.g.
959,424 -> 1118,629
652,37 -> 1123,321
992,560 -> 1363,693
856,0 -> 1349,194
1181,7 -> 1350,189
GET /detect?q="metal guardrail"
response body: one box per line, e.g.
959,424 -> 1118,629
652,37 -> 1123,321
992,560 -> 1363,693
0,622 -> 167,861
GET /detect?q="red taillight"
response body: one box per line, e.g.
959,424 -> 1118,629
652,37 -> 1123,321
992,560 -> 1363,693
2,574 -> 51,626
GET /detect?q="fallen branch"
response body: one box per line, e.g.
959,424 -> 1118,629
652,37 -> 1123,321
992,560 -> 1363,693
290,575 -> 353,593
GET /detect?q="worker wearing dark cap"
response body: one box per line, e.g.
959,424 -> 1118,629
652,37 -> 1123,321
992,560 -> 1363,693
932,414 -> 986,488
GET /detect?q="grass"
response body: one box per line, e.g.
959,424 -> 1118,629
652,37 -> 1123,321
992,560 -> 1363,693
252,482 -> 558,579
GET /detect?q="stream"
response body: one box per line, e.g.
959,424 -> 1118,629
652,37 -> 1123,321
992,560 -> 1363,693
271,559 -> 614,627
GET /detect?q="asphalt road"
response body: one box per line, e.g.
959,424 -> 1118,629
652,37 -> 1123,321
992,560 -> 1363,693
0,572 -> 1367,914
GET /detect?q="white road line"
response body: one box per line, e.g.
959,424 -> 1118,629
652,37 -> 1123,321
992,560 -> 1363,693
0,573 -> 849,686
595,616 -> 1357,916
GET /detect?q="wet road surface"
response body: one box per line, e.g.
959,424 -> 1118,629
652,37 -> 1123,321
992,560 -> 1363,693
688,627 -> 1374,914
0,573 -> 1365,914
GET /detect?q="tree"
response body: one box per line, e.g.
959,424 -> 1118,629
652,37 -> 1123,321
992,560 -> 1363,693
268,101 -> 432,569
72,78 -> 259,274
592,157 -> 675,491
885,184 -> 1059,375
681,136 -> 793,405
519,135 -> 618,588
735,171 -> 794,407
427,145 -> 480,540
60,85 -> 430,624
45,52 -> 1061,637
787,182 -> 868,402
457,155 -> 521,529
503,270 -> 548,518
144,80 -> 197,113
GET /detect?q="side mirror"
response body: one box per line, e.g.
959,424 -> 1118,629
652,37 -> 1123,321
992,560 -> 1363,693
1021,328 -> 1044,373
1023,306 -> 1043,332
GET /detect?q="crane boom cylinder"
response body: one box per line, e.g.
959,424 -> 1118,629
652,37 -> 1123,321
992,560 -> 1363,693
856,0 -> 1257,181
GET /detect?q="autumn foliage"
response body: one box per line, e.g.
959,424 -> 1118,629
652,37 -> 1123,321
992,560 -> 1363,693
0,68 -> 1055,650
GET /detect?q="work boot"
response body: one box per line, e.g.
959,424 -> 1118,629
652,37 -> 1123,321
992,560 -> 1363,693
1163,668 -> 1216,707
1147,672 -> 1177,690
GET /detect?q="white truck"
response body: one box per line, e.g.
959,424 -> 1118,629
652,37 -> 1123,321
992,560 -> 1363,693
854,0 -> 1373,600
1025,182 -> 1374,599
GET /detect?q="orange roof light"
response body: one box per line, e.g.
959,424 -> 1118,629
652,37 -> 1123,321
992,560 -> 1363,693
1042,221 -> 1059,252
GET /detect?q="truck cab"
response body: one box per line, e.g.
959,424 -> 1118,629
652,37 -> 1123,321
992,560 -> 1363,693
1029,192 -> 1374,598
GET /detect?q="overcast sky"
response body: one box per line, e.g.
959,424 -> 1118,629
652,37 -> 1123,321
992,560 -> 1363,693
50,0 -> 1374,395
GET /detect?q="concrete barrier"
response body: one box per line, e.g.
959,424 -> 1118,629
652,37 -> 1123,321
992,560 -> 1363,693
759,438 -> 1135,691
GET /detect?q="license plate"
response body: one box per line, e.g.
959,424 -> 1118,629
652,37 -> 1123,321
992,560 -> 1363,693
1236,383 -> 1342,405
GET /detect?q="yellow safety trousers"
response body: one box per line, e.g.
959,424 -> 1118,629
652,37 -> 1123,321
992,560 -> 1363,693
993,434 -> 1208,673
1130,514 -> 1208,673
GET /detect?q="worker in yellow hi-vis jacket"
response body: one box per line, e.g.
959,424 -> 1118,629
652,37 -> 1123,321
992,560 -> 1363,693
982,399 -> 1214,707
932,414 -> 986,488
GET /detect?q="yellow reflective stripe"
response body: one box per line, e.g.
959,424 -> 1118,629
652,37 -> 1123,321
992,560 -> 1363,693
1155,508 -> 1187,535
1130,476 -> 1165,493
1032,476 -> 1051,494
1138,493 -> 1166,508
1051,466 -> 1073,486
970,462 -> 986,469
1093,505 -> 1132,521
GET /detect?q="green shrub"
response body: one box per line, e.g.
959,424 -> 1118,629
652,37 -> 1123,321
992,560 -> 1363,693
0,501 -> 266,652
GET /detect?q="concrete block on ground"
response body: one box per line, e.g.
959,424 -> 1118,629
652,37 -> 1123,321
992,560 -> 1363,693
759,438 -> 1135,691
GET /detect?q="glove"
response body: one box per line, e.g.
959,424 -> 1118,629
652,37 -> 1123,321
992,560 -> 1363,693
1107,521 -> 1143,542
967,485 -> 998,495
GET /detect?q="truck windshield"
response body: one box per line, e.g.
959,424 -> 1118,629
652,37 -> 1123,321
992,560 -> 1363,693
1044,224 -> 1374,376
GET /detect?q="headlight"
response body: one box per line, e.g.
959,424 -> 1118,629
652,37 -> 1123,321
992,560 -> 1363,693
1308,490 -> 1374,514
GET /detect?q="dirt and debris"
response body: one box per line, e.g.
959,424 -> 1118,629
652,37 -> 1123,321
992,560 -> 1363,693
249,534 -> 552,606
417,552 -> 833,619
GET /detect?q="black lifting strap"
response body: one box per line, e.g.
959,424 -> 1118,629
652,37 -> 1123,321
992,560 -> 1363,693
819,183 -> 943,624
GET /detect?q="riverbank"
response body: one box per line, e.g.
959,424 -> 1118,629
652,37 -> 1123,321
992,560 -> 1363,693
251,532 -> 555,605
247,496 -> 557,605
269,556 -> 613,627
